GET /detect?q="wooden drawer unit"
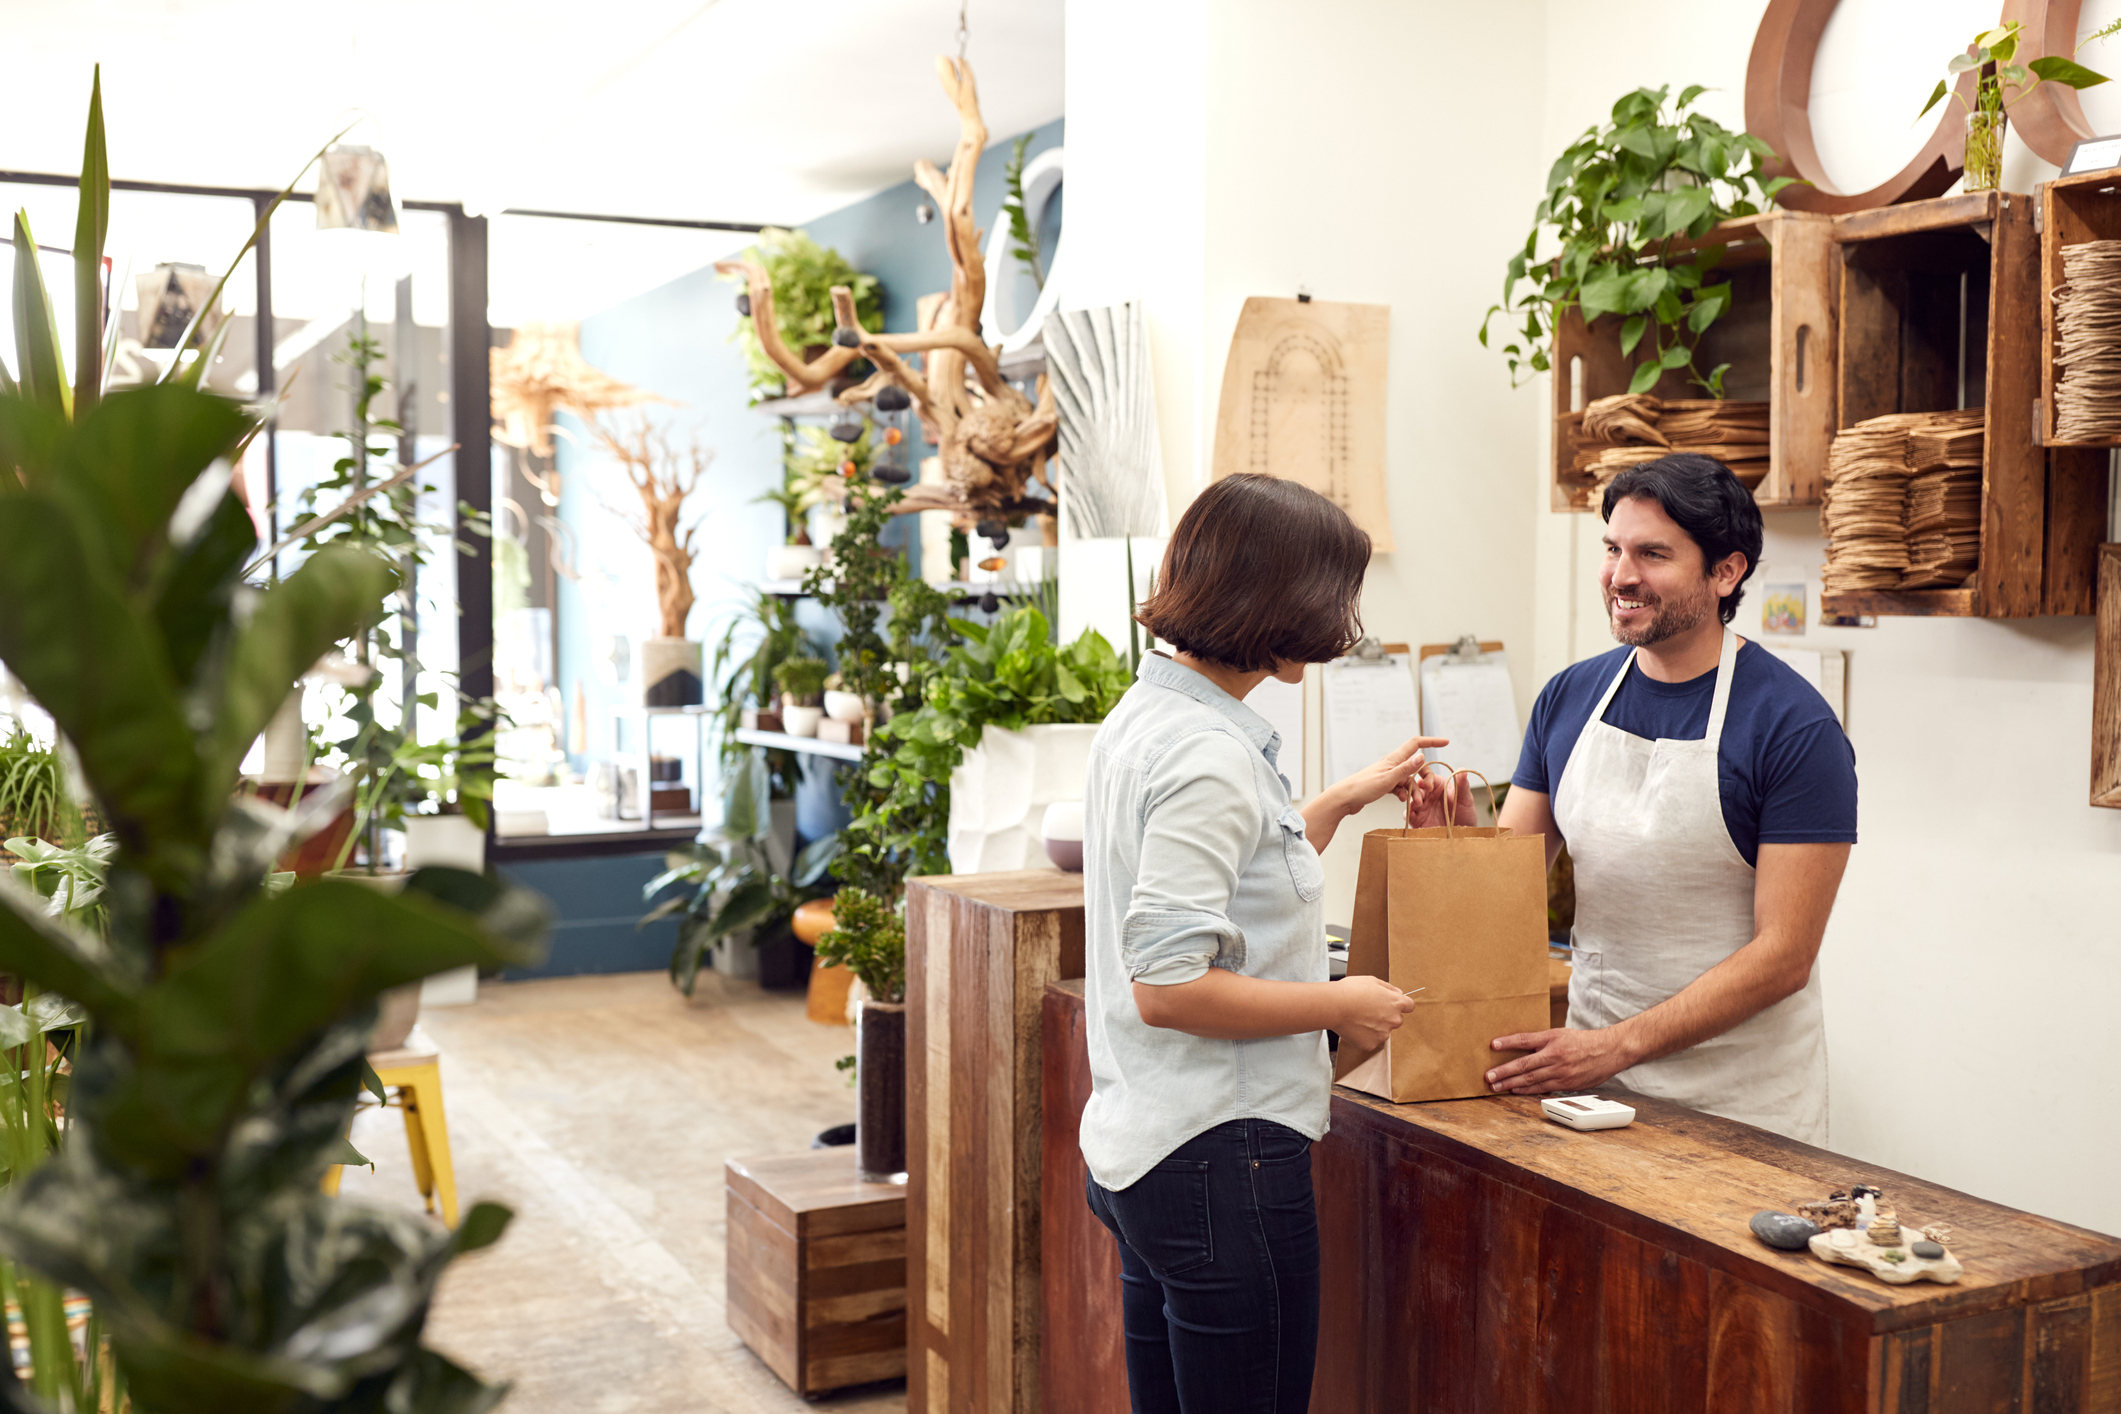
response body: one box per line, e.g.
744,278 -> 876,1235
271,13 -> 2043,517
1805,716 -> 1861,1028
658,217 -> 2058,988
725,1147 -> 908,1398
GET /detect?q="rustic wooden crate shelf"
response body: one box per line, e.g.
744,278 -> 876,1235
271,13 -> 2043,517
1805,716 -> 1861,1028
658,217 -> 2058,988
1824,191 -> 2049,619
1550,211 -> 1836,514
2035,173 -> 2121,615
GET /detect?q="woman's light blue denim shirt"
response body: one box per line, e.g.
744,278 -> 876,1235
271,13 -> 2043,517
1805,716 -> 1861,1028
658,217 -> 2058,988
1078,653 -> 1330,1191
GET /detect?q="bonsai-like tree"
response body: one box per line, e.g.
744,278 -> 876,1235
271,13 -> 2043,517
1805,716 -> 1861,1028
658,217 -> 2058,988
593,414 -> 710,639
717,57 -> 1058,520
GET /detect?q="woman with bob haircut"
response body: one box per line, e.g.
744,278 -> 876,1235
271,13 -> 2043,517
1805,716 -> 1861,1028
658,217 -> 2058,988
1077,473 -> 1470,1412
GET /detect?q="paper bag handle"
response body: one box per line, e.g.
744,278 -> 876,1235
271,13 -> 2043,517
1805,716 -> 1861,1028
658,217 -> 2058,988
1404,761 -> 1498,837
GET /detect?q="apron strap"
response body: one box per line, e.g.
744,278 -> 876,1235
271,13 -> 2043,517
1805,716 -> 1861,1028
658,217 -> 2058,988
1704,627 -> 1740,746
1591,648 -> 1635,724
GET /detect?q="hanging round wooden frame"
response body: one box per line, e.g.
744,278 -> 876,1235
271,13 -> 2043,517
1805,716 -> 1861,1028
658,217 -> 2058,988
1745,0 -> 1980,213
1998,0 -> 2099,165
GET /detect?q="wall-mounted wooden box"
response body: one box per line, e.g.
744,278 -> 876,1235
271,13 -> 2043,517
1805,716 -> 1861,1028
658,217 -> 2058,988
1825,191 -> 2046,618
1550,211 -> 1836,513
2097,544 -> 2121,809
2037,173 -> 2121,616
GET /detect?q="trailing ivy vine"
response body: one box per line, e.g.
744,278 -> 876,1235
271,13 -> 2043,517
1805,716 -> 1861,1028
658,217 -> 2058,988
1480,85 -> 1793,398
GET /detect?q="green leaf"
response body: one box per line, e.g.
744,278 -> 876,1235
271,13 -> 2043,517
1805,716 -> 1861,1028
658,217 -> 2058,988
332,1136 -> 372,1168
1619,314 -> 1647,356
207,544 -> 397,799
1659,343 -> 1692,369
1948,52 -> 1982,75
72,67 -> 109,414
105,879 -> 514,1171
1678,83 -> 1708,107
0,878 -> 136,1021
1628,360 -> 1664,395
453,1200 -> 513,1255
11,211 -> 71,419
1689,298 -> 1723,334
361,1058 -> 387,1104
792,832 -> 841,887
2030,55 -> 2108,89
47,382 -> 252,584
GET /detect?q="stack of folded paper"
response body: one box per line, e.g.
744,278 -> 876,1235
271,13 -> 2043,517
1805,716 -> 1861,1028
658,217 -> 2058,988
1570,394 -> 1772,499
1899,418 -> 1985,589
1821,409 -> 1984,594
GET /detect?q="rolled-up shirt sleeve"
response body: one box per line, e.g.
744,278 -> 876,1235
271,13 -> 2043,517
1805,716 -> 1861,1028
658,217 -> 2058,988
1120,728 -> 1265,986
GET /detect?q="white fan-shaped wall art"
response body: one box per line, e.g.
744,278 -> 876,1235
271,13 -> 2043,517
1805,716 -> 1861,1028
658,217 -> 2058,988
1044,301 -> 1166,540
981,145 -> 1066,355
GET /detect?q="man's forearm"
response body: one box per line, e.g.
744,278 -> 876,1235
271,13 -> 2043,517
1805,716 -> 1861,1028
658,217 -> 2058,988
1133,968 -> 1341,1040
1608,931 -> 1815,1068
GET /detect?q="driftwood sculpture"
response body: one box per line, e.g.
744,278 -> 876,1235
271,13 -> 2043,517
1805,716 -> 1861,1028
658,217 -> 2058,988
716,57 -> 1057,520
593,415 -> 708,639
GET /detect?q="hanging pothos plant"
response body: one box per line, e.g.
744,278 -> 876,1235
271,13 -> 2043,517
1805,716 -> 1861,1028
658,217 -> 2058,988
1480,85 -> 1794,398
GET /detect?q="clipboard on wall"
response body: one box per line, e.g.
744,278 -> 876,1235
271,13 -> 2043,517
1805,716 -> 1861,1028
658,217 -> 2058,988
1321,640 -> 1416,784
1417,638 -> 1521,785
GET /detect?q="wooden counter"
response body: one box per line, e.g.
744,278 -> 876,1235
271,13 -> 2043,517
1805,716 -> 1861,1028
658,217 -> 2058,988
906,871 -> 1085,1414
1041,979 -> 2121,1413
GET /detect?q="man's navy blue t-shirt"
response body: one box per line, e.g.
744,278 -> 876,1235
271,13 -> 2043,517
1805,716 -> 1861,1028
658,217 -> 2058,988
1511,641 -> 1857,867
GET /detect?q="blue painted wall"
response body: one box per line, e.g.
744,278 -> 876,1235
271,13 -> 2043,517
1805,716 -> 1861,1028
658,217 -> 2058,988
553,116 -> 1065,889
499,852 -> 678,979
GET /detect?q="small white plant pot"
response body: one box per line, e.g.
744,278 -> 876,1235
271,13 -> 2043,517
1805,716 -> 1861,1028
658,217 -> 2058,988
782,704 -> 824,737
1041,800 -> 1086,872
764,544 -> 824,582
403,813 -> 486,873
823,690 -> 867,723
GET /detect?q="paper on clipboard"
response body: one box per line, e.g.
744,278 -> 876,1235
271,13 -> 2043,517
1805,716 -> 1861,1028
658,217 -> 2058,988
1418,650 -> 1521,784
1322,649 -> 1421,784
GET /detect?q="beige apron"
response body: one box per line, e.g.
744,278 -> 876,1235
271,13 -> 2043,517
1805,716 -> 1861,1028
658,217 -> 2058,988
1553,628 -> 1828,1145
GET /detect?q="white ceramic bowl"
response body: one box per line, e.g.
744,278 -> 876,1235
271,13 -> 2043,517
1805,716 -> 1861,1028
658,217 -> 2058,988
823,690 -> 867,723
782,704 -> 824,738
764,544 -> 824,581
1041,800 -> 1086,872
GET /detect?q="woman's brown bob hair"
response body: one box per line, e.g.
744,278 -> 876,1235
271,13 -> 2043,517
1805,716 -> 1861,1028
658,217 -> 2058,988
1135,474 -> 1370,672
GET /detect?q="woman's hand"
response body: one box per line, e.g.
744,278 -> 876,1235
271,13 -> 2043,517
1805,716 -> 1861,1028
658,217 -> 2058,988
1332,975 -> 1416,1050
1403,767 -> 1477,830
1303,736 -> 1451,851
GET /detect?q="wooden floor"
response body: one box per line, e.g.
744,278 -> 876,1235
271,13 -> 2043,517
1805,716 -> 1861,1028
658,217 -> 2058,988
338,969 -> 907,1414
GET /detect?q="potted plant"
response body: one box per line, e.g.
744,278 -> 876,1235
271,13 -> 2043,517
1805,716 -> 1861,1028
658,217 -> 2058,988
1916,21 -> 2119,192
711,585 -> 821,767
854,604 -> 1131,879
593,414 -> 711,706
774,656 -> 830,737
812,885 -> 907,1181
0,721 -> 82,859
1479,84 -> 1793,398
721,228 -> 882,403
0,75 -> 550,1409
641,749 -> 838,992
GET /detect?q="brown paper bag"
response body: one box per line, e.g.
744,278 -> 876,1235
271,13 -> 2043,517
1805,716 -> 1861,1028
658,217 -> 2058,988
1334,770 -> 1550,1103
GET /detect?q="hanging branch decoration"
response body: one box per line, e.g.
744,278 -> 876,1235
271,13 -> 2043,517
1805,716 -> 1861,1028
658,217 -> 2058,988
592,414 -> 710,639
716,56 -> 1059,520
491,321 -> 665,459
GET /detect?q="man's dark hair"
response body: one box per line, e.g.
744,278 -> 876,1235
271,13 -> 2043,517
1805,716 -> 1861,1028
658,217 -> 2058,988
1601,454 -> 1764,626
1136,473 -> 1371,672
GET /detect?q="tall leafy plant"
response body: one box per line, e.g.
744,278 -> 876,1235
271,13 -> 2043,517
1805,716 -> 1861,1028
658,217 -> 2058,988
721,229 -> 881,402
1480,85 -> 1792,398
0,727 -> 79,849
0,75 -> 549,1413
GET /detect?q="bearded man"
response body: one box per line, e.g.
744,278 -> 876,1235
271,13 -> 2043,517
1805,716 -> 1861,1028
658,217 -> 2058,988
1486,454 -> 1857,1145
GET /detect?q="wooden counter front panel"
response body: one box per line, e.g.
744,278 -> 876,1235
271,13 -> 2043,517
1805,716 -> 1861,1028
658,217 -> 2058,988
906,872 -> 1086,1414
1312,1094 -> 2121,1413
1040,980 -> 1129,1414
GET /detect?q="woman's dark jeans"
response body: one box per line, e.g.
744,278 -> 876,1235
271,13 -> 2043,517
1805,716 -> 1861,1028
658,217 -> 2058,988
1085,1118 -> 1319,1414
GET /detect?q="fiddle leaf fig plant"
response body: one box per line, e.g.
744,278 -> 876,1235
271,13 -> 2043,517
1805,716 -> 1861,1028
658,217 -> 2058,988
0,73 -> 550,1414
1480,84 -> 1794,398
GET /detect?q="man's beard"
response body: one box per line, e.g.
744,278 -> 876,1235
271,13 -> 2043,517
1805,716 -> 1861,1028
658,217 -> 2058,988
1605,580 -> 1714,646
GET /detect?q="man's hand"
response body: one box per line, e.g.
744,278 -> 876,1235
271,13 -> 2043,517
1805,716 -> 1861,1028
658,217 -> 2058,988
1483,1026 -> 1635,1095
1333,975 -> 1416,1050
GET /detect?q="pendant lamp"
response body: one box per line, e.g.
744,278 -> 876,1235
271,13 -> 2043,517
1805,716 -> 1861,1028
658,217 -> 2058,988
316,144 -> 400,233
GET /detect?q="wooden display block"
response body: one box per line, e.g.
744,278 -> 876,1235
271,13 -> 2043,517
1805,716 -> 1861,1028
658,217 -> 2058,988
1550,211 -> 1836,513
725,1148 -> 908,1398
1826,191 -> 2046,619
2097,544 -> 2121,810
906,871 -> 1085,1414
819,717 -> 864,746
2036,174 -> 2121,615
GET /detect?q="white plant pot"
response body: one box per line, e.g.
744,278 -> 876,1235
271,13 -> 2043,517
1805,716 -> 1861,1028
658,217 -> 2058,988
823,690 -> 867,723
782,704 -> 824,737
403,813 -> 486,873
947,722 -> 1100,874
1041,800 -> 1086,872
765,543 -> 824,581
260,688 -> 308,782
713,931 -> 760,980
638,637 -> 703,707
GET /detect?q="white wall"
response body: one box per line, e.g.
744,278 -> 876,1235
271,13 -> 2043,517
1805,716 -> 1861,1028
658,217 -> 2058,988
1538,0 -> 2121,1234
1064,0 -> 1551,900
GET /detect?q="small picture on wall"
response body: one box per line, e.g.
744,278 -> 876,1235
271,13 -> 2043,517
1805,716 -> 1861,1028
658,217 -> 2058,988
1761,584 -> 1806,636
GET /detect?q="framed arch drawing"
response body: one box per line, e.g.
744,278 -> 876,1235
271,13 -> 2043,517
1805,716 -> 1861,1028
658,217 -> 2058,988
1210,297 -> 1394,552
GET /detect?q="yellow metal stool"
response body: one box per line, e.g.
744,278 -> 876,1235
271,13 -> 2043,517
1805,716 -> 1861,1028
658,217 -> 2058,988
321,1026 -> 459,1228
